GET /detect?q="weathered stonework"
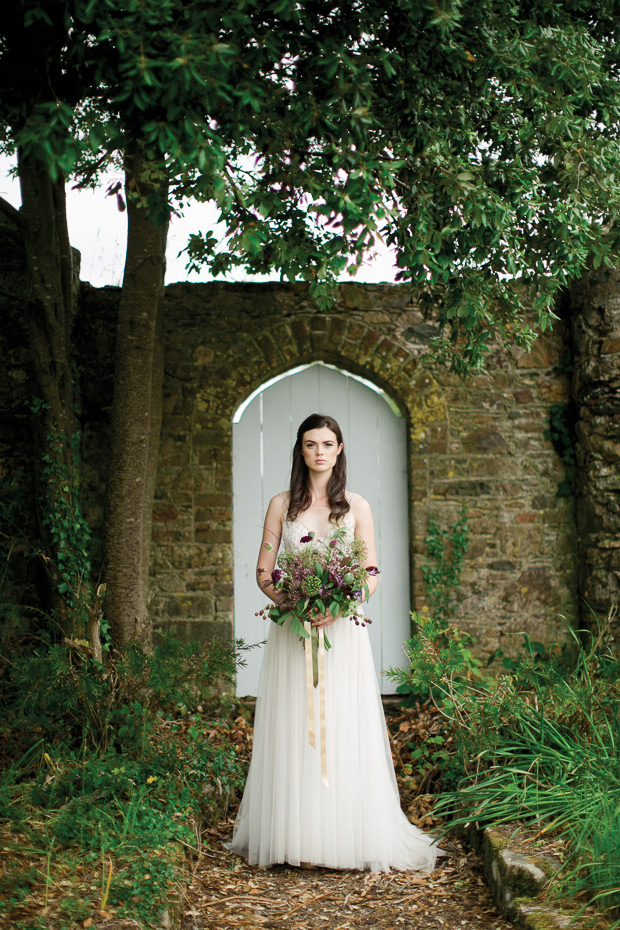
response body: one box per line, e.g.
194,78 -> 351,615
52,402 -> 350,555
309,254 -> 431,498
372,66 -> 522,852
144,282 -> 577,658
570,269 -> 620,640
1,274 -> 593,659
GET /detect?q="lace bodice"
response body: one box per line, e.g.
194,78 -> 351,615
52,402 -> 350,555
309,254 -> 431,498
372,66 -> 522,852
280,511 -> 356,554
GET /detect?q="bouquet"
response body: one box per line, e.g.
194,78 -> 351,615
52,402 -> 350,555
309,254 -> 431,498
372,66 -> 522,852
261,527 -> 379,684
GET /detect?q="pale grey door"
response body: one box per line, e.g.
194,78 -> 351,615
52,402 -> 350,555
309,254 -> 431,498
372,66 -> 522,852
232,362 -> 409,695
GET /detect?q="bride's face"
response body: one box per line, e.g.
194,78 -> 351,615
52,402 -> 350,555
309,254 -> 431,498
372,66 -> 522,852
301,427 -> 343,475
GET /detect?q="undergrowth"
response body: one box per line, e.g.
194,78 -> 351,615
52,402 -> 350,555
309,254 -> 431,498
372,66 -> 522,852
390,607 -> 620,927
0,627 -> 246,929
0,411 -> 248,928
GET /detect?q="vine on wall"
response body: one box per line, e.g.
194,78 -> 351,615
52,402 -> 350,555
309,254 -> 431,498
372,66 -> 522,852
422,503 -> 470,622
29,397 -> 107,658
545,402 -> 577,497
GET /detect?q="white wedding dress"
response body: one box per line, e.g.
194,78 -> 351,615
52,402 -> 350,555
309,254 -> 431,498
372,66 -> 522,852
228,512 -> 443,872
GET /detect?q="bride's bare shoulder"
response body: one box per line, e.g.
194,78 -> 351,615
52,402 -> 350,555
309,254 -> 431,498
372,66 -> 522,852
346,491 -> 371,517
268,492 -> 289,518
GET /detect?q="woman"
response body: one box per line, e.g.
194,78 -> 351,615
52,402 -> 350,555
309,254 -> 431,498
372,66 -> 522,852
228,413 -> 443,872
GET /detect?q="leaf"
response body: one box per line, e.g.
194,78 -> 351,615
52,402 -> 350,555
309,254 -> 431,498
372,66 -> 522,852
290,616 -> 309,639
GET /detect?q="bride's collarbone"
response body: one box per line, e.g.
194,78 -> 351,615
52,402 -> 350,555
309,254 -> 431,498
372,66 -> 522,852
287,510 -> 353,540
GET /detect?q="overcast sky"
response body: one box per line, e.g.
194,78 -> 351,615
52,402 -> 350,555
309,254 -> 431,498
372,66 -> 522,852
0,154 -> 398,288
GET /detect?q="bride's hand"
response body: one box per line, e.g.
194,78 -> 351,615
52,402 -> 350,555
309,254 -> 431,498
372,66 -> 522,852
310,608 -> 339,629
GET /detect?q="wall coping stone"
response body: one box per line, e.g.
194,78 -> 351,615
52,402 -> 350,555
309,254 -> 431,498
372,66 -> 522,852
472,824 -> 610,930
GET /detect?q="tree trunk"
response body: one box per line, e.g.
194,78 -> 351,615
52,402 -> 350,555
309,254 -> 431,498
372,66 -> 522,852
17,151 -> 82,631
18,152 -> 76,439
141,241 -> 167,614
103,147 -> 168,647
569,268 -> 620,642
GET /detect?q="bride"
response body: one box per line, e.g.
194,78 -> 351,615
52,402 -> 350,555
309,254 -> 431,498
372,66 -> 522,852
228,413 -> 444,872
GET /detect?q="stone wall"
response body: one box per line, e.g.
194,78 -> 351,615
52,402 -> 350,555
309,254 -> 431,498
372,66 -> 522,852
0,273 -> 585,659
147,282 -> 577,659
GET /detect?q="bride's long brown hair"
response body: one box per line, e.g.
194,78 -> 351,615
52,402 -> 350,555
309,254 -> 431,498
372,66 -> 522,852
287,413 -> 350,524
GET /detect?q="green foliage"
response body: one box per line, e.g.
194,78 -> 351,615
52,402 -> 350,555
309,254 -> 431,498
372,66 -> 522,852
40,431 -> 91,596
544,402 -> 577,496
6,630 -> 237,752
0,468 -> 43,702
391,611 -> 620,924
421,504 -> 469,622
391,612 -> 482,716
38,428 -> 99,632
395,506 -> 469,707
4,2 -> 620,369
0,631 -> 245,926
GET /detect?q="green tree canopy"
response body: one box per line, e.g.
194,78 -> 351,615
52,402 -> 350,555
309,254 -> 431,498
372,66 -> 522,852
4,0 -> 620,370
2,0 -> 620,643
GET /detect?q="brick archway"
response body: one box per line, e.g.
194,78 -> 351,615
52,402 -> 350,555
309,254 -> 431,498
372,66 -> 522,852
152,282 -> 577,659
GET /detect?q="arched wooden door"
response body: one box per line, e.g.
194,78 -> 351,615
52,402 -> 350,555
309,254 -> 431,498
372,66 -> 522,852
232,362 -> 409,695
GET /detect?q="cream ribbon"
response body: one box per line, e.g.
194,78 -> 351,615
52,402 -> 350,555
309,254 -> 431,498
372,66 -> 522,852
318,627 -> 328,787
303,620 -> 316,749
303,621 -> 329,788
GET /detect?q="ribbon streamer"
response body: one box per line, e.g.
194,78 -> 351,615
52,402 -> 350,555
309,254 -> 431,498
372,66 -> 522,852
318,627 -> 328,787
303,622 -> 329,788
304,620 -> 316,749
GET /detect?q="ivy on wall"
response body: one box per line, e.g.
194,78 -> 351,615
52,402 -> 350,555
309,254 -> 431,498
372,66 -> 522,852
545,402 -> 577,497
422,503 -> 470,623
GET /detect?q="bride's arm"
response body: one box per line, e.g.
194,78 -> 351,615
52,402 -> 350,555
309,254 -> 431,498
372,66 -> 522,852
353,495 -> 379,602
256,492 -> 286,604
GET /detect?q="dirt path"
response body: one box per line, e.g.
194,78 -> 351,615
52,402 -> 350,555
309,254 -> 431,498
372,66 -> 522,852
180,705 -> 513,930
180,823 -> 513,930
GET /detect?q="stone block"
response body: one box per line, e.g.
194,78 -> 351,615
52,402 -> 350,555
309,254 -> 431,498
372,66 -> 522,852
339,283 -> 380,310
434,479 -> 496,498
152,503 -> 180,523
513,388 -> 535,404
154,619 -> 232,644
461,428 -> 510,453
290,317 -> 312,351
160,592 -> 215,619
517,904 -> 585,929
516,335 -> 560,370
489,560 -> 517,572
152,525 -> 192,543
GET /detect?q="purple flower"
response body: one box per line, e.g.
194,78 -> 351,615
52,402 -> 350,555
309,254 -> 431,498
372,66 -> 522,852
366,566 -> 380,576
271,569 -> 283,583
329,539 -> 338,548
300,535 -> 313,543
353,590 -> 363,601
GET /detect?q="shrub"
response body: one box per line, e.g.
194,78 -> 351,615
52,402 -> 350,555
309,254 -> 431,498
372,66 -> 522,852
0,629 -> 247,927
390,609 -> 620,925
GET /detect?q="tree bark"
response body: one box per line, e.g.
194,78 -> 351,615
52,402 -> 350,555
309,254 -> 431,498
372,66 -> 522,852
17,151 -> 81,630
141,239 -> 167,615
569,268 -> 620,642
18,152 -> 76,448
103,147 -> 168,647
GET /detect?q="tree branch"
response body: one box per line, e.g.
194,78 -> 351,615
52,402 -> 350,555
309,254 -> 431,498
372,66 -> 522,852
0,193 -> 23,230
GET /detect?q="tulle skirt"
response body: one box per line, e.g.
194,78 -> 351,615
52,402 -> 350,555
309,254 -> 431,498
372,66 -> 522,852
228,617 -> 443,872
